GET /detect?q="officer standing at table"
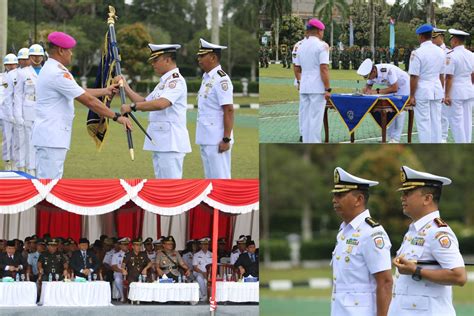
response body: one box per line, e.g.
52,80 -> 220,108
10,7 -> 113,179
444,29 -> 474,143
431,28 -> 451,143
37,238 -> 67,281
1,54 -> 18,171
118,44 -> 191,179
32,31 -> 131,179
122,238 -> 152,283
193,237 -> 213,301
331,167 -> 393,316
294,18 -> 331,143
292,34 -> 308,142
408,24 -> 445,143
196,38 -> 234,179
111,237 -> 129,302
357,58 -> 410,143
155,236 -> 191,282
388,166 -> 467,316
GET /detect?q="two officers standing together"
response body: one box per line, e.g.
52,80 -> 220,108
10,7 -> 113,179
330,166 -> 467,316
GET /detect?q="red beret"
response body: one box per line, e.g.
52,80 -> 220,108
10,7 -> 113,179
48,31 -> 77,49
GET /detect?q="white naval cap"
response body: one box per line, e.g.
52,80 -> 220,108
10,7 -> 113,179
332,167 -> 379,193
118,237 -> 130,244
197,38 -> 227,55
448,29 -> 470,37
3,53 -> 18,65
397,166 -> 452,191
147,43 -> 181,61
357,58 -> 374,76
152,238 -> 162,245
432,28 -> 446,38
17,48 -> 30,60
236,235 -> 247,244
199,237 -> 211,244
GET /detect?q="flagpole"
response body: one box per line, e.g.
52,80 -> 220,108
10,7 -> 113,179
107,6 -> 134,160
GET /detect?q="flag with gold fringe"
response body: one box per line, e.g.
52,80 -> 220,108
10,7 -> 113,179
86,31 -> 116,150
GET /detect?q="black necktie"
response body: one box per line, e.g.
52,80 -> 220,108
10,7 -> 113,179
82,252 -> 87,267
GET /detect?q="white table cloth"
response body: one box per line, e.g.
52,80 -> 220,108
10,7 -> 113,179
128,282 -> 199,303
39,281 -> 112,306
215,281 -> 259,302
0,281 -> 37,306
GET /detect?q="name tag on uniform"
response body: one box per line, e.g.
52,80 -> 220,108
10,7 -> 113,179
346,238 -> 359,246
410,237 -> 425,246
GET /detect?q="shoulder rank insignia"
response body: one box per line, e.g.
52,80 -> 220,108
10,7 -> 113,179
446,50 -> 453,54
172,73 -> 179,78
381,68 -> 387,72
217,69 -> 227,77
434,218 -> 448,227
365,217 -> 380,227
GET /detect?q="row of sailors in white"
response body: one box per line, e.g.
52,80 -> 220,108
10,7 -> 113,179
31,30 -> 233,179
292,21 -> 473,144
0,45 -> 44,174
330,167 -> 466,316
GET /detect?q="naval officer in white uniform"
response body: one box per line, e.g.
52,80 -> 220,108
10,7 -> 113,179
331,167 -> 393,316
444,29 -> 474,143
357,58 -> 410,143
408,24 -> 445,143
388,166 -> 466,316
118,44 -> 191,178
1,54 -> 18,171
32,31 -> 131,179
196,38 -> 234,179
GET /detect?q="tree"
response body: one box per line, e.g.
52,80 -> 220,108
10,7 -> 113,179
279,15 -> 305,49
313,0 -> 349,49
192,0 -> 207,32
438,0 -> 473,43
262,0 -> 291,61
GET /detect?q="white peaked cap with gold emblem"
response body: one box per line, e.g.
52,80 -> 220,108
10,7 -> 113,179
398,166 -> 451,191
332,167 -> 379,193
147,44 -> 181,61
197,38 -> 227,55
357,58 -> 374,76
448,29 -> 470,37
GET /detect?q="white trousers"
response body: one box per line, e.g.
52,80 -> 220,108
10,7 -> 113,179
387,111 -> 407,142
200,145 -> 231,179
441,103 -> 450,142
13,124 -> 25,166
414,99 -> 442,143
35,147 -> 68,179
298,99 -> 304,136
113,274 -> 124,300
300,93 -> 325,143
24,121 -> 36,170
195,273 -> 208,301
152,152 -> 185,179
2,120 -> 14,162
446,99 -> 473,143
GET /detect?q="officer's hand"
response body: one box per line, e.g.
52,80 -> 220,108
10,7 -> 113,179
120,104 -> 132,115
185,269 -> 191,277
8,266 -> 16,271
117,116 -> 133,131
444,95 -> 451,106
106,83 -> 120,96
122,269 -> 128,276
218,141 -> 230,153
113,75 -> 127,87
408,96 -> 416,107
393,256 -> 416,275
324,91 -> 331,101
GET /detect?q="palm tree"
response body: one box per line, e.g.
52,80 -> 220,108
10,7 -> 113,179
313,0 -> 349,48
262,0 -> 292,61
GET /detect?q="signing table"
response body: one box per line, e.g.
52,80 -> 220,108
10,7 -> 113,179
39,281 -> 112,306
325,94 -> 412,143
0,281 -> 37,306
216,281 -> 259,303
128,282 -> 199,303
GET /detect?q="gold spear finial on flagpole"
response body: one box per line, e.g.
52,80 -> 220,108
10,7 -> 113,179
108,6 -> 117,25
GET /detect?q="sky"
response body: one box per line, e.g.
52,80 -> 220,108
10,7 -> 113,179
385,0 -> 454,7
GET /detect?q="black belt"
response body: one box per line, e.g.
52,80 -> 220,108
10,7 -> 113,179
160,265 -> 177,269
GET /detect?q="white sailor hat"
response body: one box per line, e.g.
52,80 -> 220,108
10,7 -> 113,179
332,167 -> 379,193
118,237 -> 130,244
17,48 -> 30,60
432,28 -> 447,38
28,44 -> 45,56
448,29 -> 470,38
199,237 -> 211,244
397,166 -> 451,191
147,44 -> 181,61
357,58 -> 374,77
3,54 -> 18,65
197,38 -> 227,55
152,238 -> 162,245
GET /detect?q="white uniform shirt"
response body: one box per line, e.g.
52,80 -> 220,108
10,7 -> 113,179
103,249 -> 116,266
143,68 -> 191,153
292,39 -> 305,87
294,36 -> 330,94
14,66 -> 41,123
192,250 -> 213,272
27,251 -> 40,275
182,252 -> 193,271
2,69 -> 18,122
331,209 -> 392,316
0,72 -> 6,120
389,211 -> 464,315
32,58 -> 85,149
445,45 -> 474,100
408,41 -> 445,100
111,250 -> 126,278
196,65 -> 234,145
230,249 -> 246,265
146,250 -> 157,262
367,64 -> 410,95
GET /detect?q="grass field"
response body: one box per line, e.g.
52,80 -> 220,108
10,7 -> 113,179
260,266 -> 474,316
0,96 -> 258,178
259,64 -> 474,143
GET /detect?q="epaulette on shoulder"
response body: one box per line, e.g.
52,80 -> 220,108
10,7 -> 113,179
381,68 -> 387,72
434,217 -> 448,227
172,73 -> 180,78
217,69 -> 227,77
365,217 -> 380,228
447,50 -> 453,54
